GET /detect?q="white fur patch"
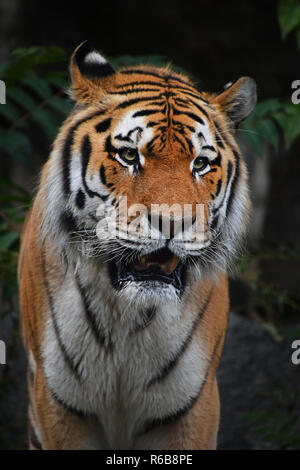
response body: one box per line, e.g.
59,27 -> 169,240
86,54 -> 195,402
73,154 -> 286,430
84,51 -> 107,65
41,254 -> 208,449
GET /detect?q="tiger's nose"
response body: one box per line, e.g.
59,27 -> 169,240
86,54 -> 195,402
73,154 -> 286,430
147,214 -> 195,239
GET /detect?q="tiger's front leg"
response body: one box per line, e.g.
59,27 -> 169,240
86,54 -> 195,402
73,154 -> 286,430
28,367 -> 107,450
30,367 -> 219,450
134,357 -> 221,450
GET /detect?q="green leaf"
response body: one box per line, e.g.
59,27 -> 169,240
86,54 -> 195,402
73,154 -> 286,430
30,107 -> 61,139
111,54 -> 168,68
0,179 -> 31,198
278,0 -> 300,39
20,72 -> 52,99
45,71 -> 69,89
0,129 -> 32,165
253,98 -> 282,118
0,101 -> 21,123
0,221 -> 8,232
283,105 -> 300,148
47,95 -> 73,115
0,231 -> 19,250
240,126 -> 265,156
6,87 -> 36,111
272,110 -> 288,132
256,118 -> 280,150
11,46 -> 66,66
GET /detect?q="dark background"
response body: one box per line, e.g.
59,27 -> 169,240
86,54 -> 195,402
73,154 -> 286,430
2,0 -> 298,97
0,0 -> 299,450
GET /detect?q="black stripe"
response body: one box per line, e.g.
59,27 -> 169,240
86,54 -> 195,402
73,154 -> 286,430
215,179 -> 222,197
174,92 -> 210,118
116,80 -> 165,89
108,88 -> 162,95
133,306 -> 156,333
48,385 -> 95,420
95,118 -> 111,133
133,109 -> 160,118
172,132 -> 189,153
210,214 -> 219,231
99,164 -> 107,185
148,290 -> 212,387
214,121 -> 230,146
115,134 -> 132,143
141,332 -> 223,435
75,188 -> 86,209
62,110 -> 105,195
173,109 -> 205,125
81,135 -> 109,200
215,131 -> 225,149
183,135 -> 194,154
212,160 -> 233,214
202,145 -> 216,152
60,209 -> 79,234
120,69 -> 165,79
105,135 -> 118,155
28,422 -> 42,450
146,135 -> 161,153
226,150 -> 240,216
99,163 -> 114,188
120,69 -> 199,91
75,275 -> 110,347
185,98 -> 210,119
116,95 -> 163,110
41,252 -> 83,383
211,151 -> 222,167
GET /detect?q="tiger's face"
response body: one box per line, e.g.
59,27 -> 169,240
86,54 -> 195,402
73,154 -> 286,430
44,42 -> 256,303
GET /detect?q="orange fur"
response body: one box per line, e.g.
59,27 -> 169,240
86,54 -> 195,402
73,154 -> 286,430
19,42 -> 256,450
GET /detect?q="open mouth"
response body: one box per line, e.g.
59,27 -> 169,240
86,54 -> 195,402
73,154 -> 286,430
108,247 -> 187,292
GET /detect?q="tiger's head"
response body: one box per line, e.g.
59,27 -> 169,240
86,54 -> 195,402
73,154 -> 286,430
42,41 -> 256,304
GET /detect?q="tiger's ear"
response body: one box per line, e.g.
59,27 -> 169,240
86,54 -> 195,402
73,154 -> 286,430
70,41 -> 115,103
213,77 -> 257,129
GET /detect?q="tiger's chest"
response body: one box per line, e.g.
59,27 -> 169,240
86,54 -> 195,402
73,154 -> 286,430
41,268 -> 207,448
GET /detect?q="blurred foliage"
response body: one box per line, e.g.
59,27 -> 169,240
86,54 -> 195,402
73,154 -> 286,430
241,0 -> 300,156
236,243 -> 300,329
0,180 -> 31,307
241,98 -> 300,156
246,387 -> 300,450
0,46 -> 72,167
278,0 -> 300,47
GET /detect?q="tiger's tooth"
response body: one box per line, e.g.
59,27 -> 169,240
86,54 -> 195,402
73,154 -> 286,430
163,255 -> 180,274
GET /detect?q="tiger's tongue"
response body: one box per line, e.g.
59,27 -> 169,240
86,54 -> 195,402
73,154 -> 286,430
134,254 -> 180,274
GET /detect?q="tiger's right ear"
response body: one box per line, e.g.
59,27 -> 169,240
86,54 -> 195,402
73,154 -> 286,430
70,41 -> 115,103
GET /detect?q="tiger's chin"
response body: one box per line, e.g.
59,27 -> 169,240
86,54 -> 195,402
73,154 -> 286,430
117,281 -> 182,307
107,247 -> 188,304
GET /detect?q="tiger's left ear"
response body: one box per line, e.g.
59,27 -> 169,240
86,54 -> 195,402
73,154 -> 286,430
70,41 -> 115,103
213,77 -> 257,129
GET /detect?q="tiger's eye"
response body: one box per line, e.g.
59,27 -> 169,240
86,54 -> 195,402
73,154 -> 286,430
193,157 -> 208,170
121,148 -> 138,162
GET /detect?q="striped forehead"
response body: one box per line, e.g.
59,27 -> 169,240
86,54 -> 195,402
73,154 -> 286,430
111,107 -> 216,158
112,110 -> 154,149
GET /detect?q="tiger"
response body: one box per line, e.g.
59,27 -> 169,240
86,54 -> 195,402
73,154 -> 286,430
18,41 -> 256,450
